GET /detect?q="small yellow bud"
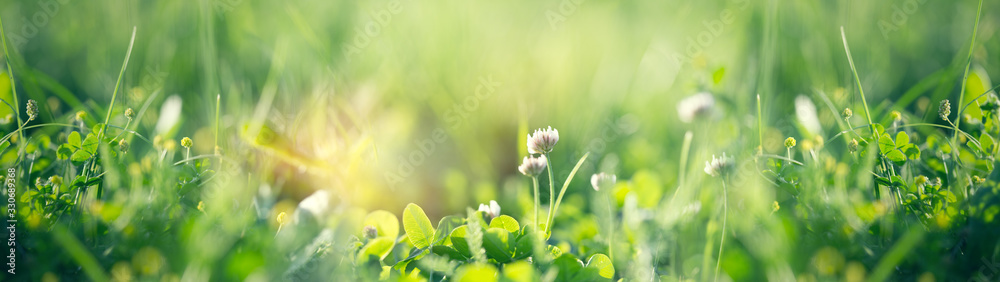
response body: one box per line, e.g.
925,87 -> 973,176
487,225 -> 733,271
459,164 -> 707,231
197,201 -> 205,212
118,139 -> 130,153
848,139 -> 859,152
890,111 -> 902,122
75,110 -> 87,121
181,137 -> 193,148
277,212 -> 288,225
163,139 -> 177,151
48,175 -> 63,187
784,137 -> 797,149
841,108 -> 853,119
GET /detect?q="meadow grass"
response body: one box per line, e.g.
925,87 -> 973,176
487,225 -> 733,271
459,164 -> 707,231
1,0 -> 999,281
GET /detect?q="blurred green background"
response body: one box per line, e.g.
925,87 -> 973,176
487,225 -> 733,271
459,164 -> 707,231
2,0 -> 999,280
5,0 -> 997,214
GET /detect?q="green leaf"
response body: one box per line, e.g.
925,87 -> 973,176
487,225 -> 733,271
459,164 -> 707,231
877,133 -> 895,154
70,150 -> 93,164
57,144 -> 73,160
939,190 -> 958,203
980,134 -> 995,154
488,215 -> 519,234
872,124 -> 886,137
514,233 -> 535,260
68,131 -> 81,147
712,67 -> 725,85
81,134 -> 99,154
449,225 -> 473,258
890,175 -> 906,188
482,228 -> 513,262
356,237 -> 396,264
402,203 -> 436,249
434,215 -> 465,245
895,131 -> 909,147
502,261 -> 535,282
586,253 -> 615,280
363,210 -> 400,240
431,245 -> 469,261
553,253 -> 583,281
454,263 -> 498,282
885,150 -> 907,166
901,144 -> 921,160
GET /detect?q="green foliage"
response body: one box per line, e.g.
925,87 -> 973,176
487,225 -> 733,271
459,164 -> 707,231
404,203 -> 436,249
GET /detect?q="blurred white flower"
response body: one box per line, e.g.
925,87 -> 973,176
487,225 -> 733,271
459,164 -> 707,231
704,153 -> 735,177
294,190 -> 330,224
590,172 -> 616,191
155,95 -> 183,135
677,92 -> 716,123
527,126 -> 559,154
478,200 -> 501,218
518,155 -> 548,177
795,95 -> 821,136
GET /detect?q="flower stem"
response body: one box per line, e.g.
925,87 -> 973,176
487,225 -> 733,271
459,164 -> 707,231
605,190 -> 615,262
545,153 -> 555,235
714,178 -> 729,281
532,176 -> 540,229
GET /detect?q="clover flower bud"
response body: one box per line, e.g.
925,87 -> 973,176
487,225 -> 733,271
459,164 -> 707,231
363,225 -> 379,239
478,200 -> 501,219
704,153 -> 735,177
848,139 -> 859,152
972,175 -> 985,185
590,172 -> 616,191
890,111 -> 902,122
939,100 -> 951,121
518,155 -> 548,177
48,175 -> 63,187
26,99 -> 39,121
677,92 -> 716,123
181,137 -> 193,148
118,139 -> 130,153
527,127 -> 559,154
841,108 -> 853,119
784,137 -> 797,149
76,110 -> 87,122
125,108 -> 135,120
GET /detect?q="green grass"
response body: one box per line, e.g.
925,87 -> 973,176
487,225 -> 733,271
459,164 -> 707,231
1,0 -> 1000,281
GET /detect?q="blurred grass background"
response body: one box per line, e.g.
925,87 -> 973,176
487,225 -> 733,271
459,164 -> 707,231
2,0 -> 999,280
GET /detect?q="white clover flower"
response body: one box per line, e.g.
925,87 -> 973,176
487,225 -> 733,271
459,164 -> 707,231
590,172 -> 616,191
527,126 -> 559,154
677,92 -> 716,123
518,155 -> 548,177
795,95 -> 821,136
294,190 -> 330,224
478,200 -> 501,219
704,153 -> 735,177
